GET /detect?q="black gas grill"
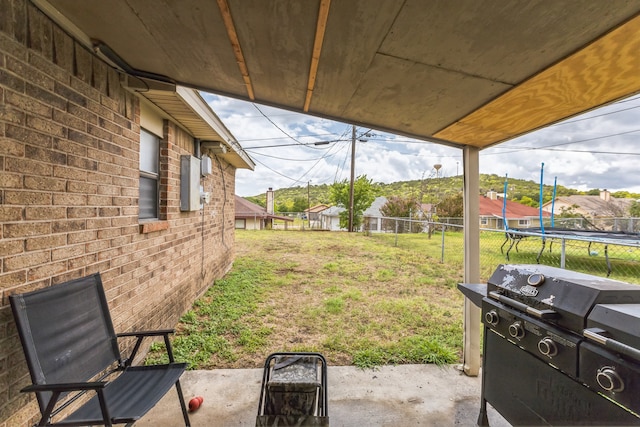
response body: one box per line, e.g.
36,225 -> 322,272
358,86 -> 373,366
460,264 -> 640,426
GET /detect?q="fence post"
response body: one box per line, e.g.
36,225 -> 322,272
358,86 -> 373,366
395,219 -> 398,247
560,238 -> 566,269
440,224 -> 445,263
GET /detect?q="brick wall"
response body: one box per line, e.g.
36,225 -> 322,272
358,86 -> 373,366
0,1 -> 236,425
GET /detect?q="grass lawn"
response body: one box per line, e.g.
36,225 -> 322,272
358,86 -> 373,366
147,228 -> 640,370
147,230 -> 465,369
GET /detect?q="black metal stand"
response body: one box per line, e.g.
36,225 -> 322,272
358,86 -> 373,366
481,330 -> 640,426
256,352 -> 329,427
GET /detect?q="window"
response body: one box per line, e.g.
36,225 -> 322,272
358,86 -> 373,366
518,219 -> 530,226
139,129 -> 160,219
480,217 -> 488,225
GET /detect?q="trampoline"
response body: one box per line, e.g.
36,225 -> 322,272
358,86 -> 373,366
501,227 -> 640,276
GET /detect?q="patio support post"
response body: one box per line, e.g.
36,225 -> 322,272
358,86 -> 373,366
462,146 -> 481,376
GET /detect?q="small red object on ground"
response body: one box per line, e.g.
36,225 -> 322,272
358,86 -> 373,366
188,396 -> 203,412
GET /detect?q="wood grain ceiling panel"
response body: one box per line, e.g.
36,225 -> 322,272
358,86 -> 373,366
435,15 -> 640,147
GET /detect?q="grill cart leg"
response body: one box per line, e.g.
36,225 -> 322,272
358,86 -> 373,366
477,327 -> 490,426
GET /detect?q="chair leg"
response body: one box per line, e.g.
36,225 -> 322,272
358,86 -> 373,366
174,379 -> 191,427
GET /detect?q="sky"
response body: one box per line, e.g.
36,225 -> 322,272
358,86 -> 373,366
200,93 -> 640,198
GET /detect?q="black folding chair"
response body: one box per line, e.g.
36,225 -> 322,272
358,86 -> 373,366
9,273 -> 190,426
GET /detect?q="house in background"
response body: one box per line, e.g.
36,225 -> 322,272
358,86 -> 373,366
319,197 -> 388,232
418,203 -> 435,220
305,204 -> 330,228
362,196 -> 389,232
480,191 -> 550,229
234,195 -> 293,230
320,206 -> 346,231
542,189 -> 633,218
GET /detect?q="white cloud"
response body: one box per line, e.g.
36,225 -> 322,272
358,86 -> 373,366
203,93 -> 640,196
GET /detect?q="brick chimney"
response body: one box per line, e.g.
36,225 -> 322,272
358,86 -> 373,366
265,188 -> 275,214
486,190 -> 498,200
600,189 -> 611,202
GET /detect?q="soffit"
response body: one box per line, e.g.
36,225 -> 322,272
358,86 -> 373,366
35,0 -> 640,148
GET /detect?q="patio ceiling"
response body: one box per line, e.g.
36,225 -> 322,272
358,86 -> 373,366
33,0 -> 640,149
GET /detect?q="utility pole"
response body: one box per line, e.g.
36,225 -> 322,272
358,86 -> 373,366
307,180 -> 311,229
348,125 -> 356,232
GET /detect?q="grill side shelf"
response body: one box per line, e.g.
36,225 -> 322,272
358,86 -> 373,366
457,283 -> 487,308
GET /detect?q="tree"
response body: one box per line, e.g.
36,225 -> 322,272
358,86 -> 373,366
630,201 -> 640,218
380,195 -> 422,233
557,204 -> 581,218
275,200 -> 290,213
292,197 -> 308,213
436,193 -> 464,218
329,175 -> 377,231
518,196 -> 537,208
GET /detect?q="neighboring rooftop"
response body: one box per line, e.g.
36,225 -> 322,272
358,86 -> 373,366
542,190 -> 634,217
481,191 -> 550,220
235,196 -> 293,222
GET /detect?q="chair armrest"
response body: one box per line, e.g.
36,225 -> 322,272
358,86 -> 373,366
22,381 -> 107,393
117,329 -> 175,338
23,382 -> 111,424
117,329 -> 178,366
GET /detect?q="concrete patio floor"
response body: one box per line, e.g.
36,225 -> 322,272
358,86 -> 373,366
137,364 -> 510,427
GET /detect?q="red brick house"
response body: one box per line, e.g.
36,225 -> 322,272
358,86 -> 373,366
0,1 -> 253,424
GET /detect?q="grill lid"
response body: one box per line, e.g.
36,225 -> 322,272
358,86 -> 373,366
488,264 -> 640,331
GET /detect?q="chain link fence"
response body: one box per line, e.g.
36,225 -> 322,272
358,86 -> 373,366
265,212 -> 640,284
363,216 -> 640,284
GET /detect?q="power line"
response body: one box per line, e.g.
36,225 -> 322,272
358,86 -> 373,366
245,148 -> 344,162
238,132 -> 344,143
488,128 -> 640,155
249,134 -> 348,188
252,103 -> 321,148
549,104 -> 640,127
538,128 -> 640,148
250,156 -> 301,182
334,125 -> 355,182
243,140 -> 342,149
486,146 -> 640,157
289,134 -> 349,188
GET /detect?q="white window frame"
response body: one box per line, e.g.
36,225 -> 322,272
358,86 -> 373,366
139,128 -> 160,220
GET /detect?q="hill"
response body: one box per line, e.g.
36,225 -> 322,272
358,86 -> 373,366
243,174 -> 639,212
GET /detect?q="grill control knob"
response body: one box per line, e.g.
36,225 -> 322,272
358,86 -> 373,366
508,321 -> 525,339
537,337 -> 558,357
485,310 -> 499,326
596,367 -> 624,393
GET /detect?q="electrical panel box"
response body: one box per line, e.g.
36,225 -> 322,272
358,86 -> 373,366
180,155 -> 201,211
201,155 -> 213,176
